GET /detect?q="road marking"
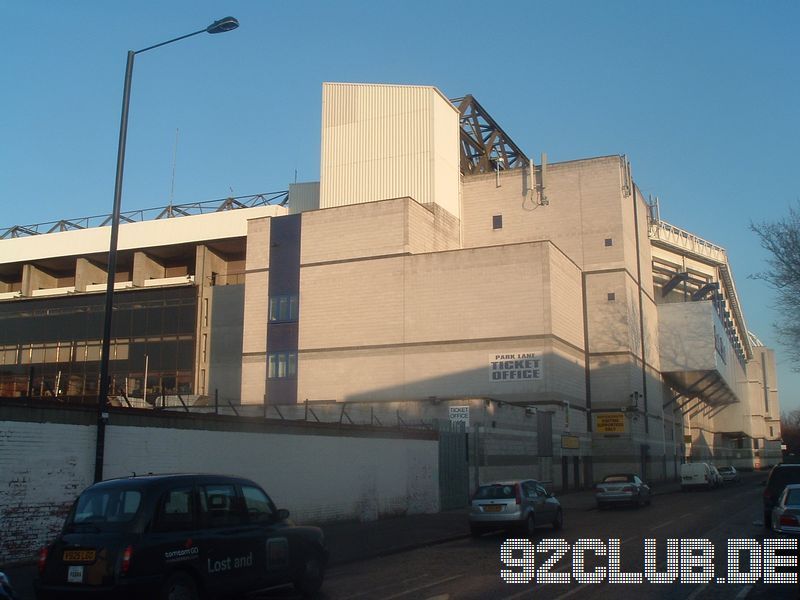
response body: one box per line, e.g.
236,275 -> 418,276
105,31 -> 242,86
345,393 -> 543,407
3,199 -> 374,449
649,518 -> 676,531
685,583 -> 708,600
735,585 -> 752,599
335,574 -> 430,599
380,574 -> 465,600
552,583 -> 590,600
424,595 -> 450,600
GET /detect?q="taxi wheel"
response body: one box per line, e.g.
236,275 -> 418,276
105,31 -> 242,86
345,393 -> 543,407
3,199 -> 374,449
523,514 -> 536,537
294,552 -> 325,598
552,509 -> 563,530
160,571 -> 199,600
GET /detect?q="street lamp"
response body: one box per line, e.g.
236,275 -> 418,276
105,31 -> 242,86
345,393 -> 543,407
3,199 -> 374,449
94,17 -> 239,483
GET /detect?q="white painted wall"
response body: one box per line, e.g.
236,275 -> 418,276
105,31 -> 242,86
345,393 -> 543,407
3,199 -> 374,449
0,417 -> 438,564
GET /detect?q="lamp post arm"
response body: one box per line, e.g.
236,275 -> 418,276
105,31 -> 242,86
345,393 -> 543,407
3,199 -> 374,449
135,28 -> 206,55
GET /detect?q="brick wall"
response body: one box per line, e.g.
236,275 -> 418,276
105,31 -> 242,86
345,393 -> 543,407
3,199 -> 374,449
0,403 -> 438,564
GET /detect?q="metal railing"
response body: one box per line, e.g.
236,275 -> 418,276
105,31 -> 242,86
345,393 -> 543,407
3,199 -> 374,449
1,191 -> 288,239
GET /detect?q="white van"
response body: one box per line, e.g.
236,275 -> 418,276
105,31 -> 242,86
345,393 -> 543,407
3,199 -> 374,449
680,462 -> 716,490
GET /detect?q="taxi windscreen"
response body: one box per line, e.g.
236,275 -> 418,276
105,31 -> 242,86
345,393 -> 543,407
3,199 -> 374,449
65,488 -> 142,531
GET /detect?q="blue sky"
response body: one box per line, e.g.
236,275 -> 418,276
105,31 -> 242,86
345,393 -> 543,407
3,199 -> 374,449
2,2 -> 799,410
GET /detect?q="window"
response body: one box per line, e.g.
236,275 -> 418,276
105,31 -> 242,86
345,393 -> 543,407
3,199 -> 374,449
269,295 -> 299,323
604,238 -> 613,247
200,484 -> 243,528
155,487 -> 195,532
607,293 -> 616,301
492,215 -> 503,230
268,352 -> 297,379
242,485 -> 274,523
72,488 -> 142,526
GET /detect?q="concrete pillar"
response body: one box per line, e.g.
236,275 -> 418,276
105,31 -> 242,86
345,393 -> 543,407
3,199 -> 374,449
240,218 -> 271,404
132,251 -> 165,287
21,264 -> 58,296
75,258 -> 107,292
193,245 -> 230,396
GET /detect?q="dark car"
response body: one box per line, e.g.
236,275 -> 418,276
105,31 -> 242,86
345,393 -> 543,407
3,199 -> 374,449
763,463 -> 800,530
34,474 -> 327,599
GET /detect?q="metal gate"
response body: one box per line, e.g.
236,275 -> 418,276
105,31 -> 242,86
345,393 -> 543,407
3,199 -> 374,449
438,423 -> 469,510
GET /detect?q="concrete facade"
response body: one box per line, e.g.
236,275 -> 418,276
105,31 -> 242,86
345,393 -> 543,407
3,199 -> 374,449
0,82 -> 782,489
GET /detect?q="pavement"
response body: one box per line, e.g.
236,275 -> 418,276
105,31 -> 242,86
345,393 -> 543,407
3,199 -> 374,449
0,475 -> 755,600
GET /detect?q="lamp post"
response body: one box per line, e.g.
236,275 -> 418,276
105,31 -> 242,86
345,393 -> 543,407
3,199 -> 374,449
94,17 -> 239,483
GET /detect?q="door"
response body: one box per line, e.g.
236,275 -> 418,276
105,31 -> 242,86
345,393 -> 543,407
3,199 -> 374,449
198,483 -> 257,594
240,483 -> 291,588
438,422 -> 469,510
534,483 -> 555,526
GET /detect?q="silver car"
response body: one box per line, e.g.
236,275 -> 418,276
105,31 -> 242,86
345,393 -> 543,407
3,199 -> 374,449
771,483 -> 800,534
717,465 -> 740,483
595,473 -> 651,509
469,480 -> 562,537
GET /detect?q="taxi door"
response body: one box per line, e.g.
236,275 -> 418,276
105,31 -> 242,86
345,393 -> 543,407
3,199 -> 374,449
148,484 -> 205,584
240,483 -> 292,588
197,483 -> 260,595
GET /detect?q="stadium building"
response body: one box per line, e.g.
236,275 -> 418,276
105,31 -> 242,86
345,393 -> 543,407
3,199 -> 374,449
0,83 -> 781,484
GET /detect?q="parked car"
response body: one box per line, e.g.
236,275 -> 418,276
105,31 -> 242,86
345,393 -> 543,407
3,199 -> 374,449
771,483 -> 800,535
469,480 -> 562,537
708,465 -> 724,488
594,474 -> 651,509
764,463 -> 800,530
35,474 -> 327,600
680,462 -> 717,490
717,465 -> 740,483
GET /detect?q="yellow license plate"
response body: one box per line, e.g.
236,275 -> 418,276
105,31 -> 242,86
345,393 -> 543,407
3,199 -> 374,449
63,550 -> 95,562
484,505 -> 502,512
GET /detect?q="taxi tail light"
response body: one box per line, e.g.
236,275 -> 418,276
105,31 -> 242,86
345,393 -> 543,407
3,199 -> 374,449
120,545 -> 133,575
37,546 -> 48,574
780,514 -> 799,527
514,483 -> 522,505
621,485 -> 635,493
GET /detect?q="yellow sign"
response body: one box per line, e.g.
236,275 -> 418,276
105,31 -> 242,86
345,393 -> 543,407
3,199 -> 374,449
561,435 -> 580,449
595,413 -> 625,433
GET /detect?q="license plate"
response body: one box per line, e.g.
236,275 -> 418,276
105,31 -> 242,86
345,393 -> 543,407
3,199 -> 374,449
63,549 -> 96,562
67,565 -> 84,583
484,505 -> 502,512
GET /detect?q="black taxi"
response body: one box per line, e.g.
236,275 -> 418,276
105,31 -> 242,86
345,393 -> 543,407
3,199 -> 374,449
34,474 -> 327,599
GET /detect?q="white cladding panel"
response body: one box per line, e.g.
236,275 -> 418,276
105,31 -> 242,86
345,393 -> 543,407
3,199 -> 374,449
319,83 -> 460,218
0,206 -> 286,264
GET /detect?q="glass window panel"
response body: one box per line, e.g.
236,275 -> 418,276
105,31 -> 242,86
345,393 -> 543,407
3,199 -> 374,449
86,343 -> 101,361
145,307 -> 163,336
268,354 -> 278,378
177,340 -> 194,371
289,295 -> 298,321
288,352 -> 297,377
44,344 -> 59,363
269,297 -> 279,322
200,484 -> 243,528
30,346 -> 46,363
114,342 -> 129,360
159,340 -> 179,371
278,297 -> 288,321
242,485 -> 274,523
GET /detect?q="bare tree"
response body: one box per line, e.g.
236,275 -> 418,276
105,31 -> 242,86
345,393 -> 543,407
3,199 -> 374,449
751,206 -> 800,367
781,410 -> 800,455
